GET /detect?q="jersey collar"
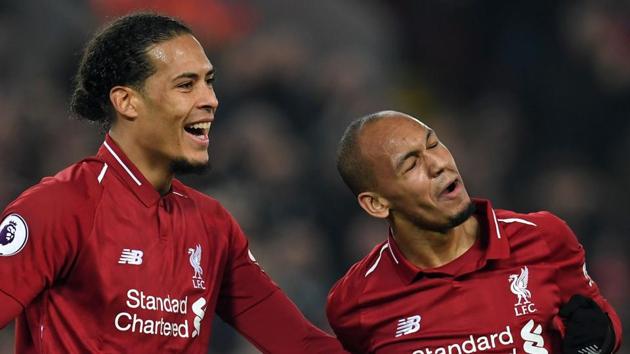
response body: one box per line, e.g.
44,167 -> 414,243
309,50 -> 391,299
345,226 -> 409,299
96,134 -> 162,207
387,198 -> 511,284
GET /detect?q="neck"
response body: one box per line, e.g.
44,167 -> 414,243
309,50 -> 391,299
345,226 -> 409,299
391,215 -> 479,269
109,130 -> 173,195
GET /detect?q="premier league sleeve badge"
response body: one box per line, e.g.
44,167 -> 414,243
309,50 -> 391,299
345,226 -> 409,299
0,213 -> 29,256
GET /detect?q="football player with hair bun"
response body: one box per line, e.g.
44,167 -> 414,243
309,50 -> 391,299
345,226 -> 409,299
0,12 -> 348,354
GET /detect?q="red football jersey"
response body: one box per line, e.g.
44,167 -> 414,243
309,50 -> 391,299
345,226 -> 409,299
327,199 -> 622,354
0,135 -> 346,353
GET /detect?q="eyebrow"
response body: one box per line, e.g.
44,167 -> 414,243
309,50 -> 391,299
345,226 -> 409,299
394,129 -> 434,172
172,68 -> 215,81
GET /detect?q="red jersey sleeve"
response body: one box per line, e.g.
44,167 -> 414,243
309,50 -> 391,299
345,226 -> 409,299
216,212 -> 348,353
0,176 -> 95,320
537,211 -> 623,351
230,290 -> 349,353
215,213 -> 279,320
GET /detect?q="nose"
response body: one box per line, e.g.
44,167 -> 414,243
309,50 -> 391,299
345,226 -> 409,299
198,84 -> 219,116
425,150 -> 446,178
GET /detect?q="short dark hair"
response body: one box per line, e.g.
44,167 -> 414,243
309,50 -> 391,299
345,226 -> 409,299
70,12 -> 193,130
336,112 -> 390,196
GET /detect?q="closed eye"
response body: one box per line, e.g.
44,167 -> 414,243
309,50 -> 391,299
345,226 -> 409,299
404,158 -> 417,173
427,140 -> 439,149
177,81 -> 194,89
426,129 -> 439,149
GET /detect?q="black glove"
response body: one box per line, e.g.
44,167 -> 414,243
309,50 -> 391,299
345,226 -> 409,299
559,294 -> 615,354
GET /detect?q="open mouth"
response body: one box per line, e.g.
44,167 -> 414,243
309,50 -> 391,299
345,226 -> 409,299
439,179 -> 460,198
184,122 -> 211,139
445,180 -> 458,193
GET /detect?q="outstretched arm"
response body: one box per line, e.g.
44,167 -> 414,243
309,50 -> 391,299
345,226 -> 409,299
227,290 -> 349,354
216,210 -> 348,353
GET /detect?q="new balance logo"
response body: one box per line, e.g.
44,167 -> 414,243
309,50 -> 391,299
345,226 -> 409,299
118,249 -> 144,265
395,315 -> 421,337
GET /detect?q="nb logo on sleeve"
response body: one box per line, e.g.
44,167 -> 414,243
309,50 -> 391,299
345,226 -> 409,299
118,249 -> 144,265
395,315 -> 421,337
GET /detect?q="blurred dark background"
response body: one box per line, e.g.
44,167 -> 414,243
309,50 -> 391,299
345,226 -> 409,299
0,0 -> 628,353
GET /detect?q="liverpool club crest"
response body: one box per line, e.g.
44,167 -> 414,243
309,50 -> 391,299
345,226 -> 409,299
188,244 -> 206,289
509,266 -> 537,316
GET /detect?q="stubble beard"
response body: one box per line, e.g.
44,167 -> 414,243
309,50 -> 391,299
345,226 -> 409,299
169,158 -> 211,175
402,201 -> 477,233
444,201 -> 476,229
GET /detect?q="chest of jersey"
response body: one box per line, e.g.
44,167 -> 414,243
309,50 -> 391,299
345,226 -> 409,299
363,263 -> 562,354
57,190 -> 226,350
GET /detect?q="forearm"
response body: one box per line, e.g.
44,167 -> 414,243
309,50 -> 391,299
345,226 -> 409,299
228,290 -> 349,354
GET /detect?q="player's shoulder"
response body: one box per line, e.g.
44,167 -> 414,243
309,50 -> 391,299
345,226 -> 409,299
171,180 -> 232,221
495,208 -> 572,236
328,241 -> 388,310
495,208 -> 579,256
3,158 -> 105,228
327,240 -> 391,346
10,158 -> 104,209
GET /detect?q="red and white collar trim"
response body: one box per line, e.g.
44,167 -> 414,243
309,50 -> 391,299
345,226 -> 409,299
386,237 -> 399,264
103,140 -> 142,186
96,134 -> 187,207
490,208 -> 502,239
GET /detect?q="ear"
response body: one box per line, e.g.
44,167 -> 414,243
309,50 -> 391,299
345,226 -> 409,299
357,192 -> 390,219
109,86 -> 140,121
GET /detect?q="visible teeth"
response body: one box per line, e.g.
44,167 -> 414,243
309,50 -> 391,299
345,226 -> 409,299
188,122 -> 211,130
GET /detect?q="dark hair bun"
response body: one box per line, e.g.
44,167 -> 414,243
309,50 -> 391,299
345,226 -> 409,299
70,85 -> 107,123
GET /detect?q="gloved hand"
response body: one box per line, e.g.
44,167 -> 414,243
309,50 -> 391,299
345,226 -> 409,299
559,294 -> 615,354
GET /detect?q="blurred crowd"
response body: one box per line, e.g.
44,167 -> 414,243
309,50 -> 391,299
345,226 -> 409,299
0,1 -> 628,353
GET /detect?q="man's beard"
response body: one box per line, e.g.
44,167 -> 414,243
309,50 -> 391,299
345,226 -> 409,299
404,201 -> 477,233
445,202 -> 477,229
169,158 -> 211,175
